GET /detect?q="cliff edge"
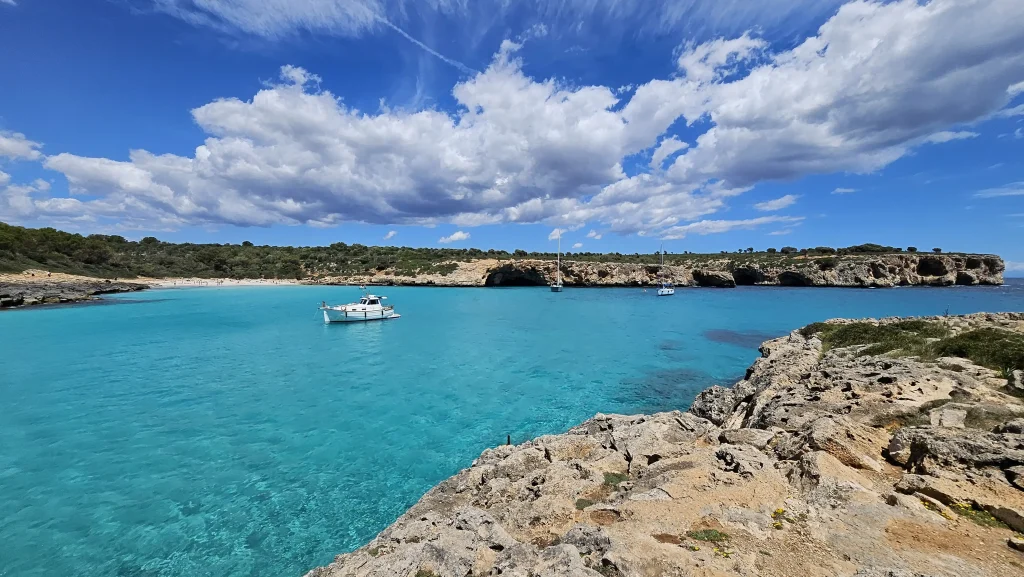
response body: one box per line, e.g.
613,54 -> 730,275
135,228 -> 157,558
311,253 -> 1005,288
305,312 -> 1024,577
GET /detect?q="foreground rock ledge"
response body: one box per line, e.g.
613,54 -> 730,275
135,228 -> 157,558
305,312 -> 1024,577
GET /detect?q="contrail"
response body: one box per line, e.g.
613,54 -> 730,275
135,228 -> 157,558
375,17 -> 478,76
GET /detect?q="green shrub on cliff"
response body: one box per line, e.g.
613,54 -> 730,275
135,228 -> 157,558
811,320 -> 949,357
805,321 -> 1023,374
932,328 -> 1024,374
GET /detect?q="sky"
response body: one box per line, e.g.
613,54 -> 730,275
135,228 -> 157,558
0,0 -> 1022,273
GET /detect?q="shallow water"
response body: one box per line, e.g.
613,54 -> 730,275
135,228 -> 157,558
1,281 -> 1022,577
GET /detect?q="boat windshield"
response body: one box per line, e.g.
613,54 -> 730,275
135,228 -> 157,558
358,298 -> 368,305
367,299 -> 379,305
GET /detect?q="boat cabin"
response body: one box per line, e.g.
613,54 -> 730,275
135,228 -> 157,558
359,297 -> 381,306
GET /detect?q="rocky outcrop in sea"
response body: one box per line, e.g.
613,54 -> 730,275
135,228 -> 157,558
310,253 -> 1005,288
305,312 -> 1024,577
0,270 -> 148,308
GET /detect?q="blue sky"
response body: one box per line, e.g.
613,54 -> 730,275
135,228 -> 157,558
0,0 -> 1022,273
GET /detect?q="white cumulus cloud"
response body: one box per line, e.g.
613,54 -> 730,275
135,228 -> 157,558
9,0 -> 1024,240
439,230 -> 470,243
662,216 -> 803,239
831,187 -> 857,194
753,194 -> 799,211
0,131 -> 43,160
586,230 -> 602,240
547,228 -> 566,240
383,230 -> 397,240
572,242 -> 583,249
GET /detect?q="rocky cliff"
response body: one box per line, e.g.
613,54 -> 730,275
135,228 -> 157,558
305,312 -> 1024,577
310,253 -> 1005,288
0,270 -> 148,308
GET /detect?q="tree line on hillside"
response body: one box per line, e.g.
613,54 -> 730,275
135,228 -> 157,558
0,221 -> 950,280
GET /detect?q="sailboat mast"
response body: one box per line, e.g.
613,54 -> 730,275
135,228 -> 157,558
556,233 -> 561,284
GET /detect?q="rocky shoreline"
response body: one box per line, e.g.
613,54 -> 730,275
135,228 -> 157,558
305,312 -> 1024,577
0,252 -> 1008,308
0,270 -> 148,308
311,253 -> 1005,288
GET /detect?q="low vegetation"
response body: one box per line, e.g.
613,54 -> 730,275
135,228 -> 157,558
803,321 -> 1023,375
0,221 -> 975,279
685,529 -> 729,543
950,502 -> 1010,530
602,472 -> 629,487
575,498 -> 596,510
932,328 -> 1024,376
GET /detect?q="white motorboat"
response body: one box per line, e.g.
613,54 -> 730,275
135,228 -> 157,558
320,294 -> 400,323
656,243 -> 674,296
551,231 -> 563,292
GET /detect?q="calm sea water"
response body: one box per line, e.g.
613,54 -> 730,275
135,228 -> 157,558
2,281 -> 1023,577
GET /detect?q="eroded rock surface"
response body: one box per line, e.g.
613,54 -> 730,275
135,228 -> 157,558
305,313 -> 1024,577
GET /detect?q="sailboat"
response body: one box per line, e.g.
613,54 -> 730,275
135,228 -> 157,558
657,243 -> 675,296
551,231 -> 563,292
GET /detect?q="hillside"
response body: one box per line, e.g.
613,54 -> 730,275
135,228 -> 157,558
0,222 -> 1003,285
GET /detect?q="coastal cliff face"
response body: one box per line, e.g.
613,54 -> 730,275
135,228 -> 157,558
310,253 -> 1005,288
0,270 -> 148,308
305,312 -> 1024,577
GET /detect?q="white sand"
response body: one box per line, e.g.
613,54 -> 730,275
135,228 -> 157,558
143,278 -> 302,288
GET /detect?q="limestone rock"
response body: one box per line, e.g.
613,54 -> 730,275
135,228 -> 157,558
1010,370 -> 1024,395
719,428 -> 776,449
0,270 -> 147,308
995,418 -> 1024,434
560,524 -> 610,555
1005,465 -> 1024,490
310,253 -> 1005,287
928,406 -> 967,428
887,426 -> 1024,473
688,386 -> 737,425
692,269 -> 736,288
715,444 -> 770,477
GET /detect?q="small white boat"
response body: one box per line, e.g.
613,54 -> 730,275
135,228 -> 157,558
320,294 -> 400,323
551,230 -> 563,292
656,243 -> 674,296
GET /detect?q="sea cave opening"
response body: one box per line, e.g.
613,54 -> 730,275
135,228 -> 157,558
484,269 -> 548,286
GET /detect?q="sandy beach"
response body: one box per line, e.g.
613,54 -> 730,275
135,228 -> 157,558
143,277 -> 302,288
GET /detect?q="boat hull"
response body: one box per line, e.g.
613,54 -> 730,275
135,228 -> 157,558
550,285 -> 563,292
657,288 -> 675,296
322,308 -> 399,323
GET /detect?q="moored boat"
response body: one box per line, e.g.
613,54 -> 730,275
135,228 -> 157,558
551,231 -> 563,292
656,243 -> 674,296
320,294 -> 400,323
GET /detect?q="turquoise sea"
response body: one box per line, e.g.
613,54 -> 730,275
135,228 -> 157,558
2,281 -> 1023,577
